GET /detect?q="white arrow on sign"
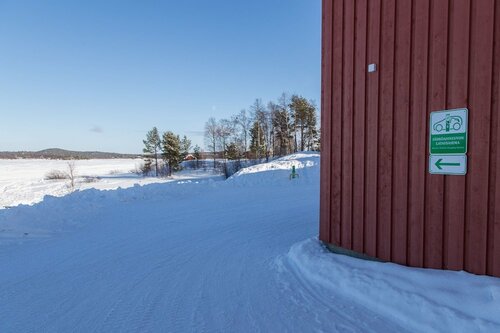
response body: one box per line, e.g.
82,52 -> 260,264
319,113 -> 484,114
429,155 -> 467,175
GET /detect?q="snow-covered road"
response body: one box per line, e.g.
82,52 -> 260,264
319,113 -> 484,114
1,154 -> 499,332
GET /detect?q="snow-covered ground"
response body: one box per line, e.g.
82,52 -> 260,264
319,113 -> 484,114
0,158 -> 220,209
0,153 -> 499,332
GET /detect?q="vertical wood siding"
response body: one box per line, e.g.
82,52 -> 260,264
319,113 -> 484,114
320,0 -> 500,277
352,0 -> 368,254
319,0 -> 333,243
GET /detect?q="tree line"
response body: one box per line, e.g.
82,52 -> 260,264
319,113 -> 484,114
142,127 -> 200,177
141,93 -> 318,178
204,93 -> 319,166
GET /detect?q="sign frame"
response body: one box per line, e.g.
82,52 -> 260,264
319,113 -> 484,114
429,108 -> 468,155
429,154 -> 467,175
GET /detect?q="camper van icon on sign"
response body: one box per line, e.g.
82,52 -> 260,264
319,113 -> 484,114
432,114 -> 463,133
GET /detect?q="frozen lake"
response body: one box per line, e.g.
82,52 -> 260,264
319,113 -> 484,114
0,158 -> 218,209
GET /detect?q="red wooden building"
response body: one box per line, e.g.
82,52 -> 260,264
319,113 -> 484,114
320,0 -> 500,277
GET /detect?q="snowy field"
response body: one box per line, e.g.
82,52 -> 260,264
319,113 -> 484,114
0,158 -> 220,209
0,153 -> 499,332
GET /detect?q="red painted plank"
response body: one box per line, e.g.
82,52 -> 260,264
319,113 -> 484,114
391,0 -> 412,265
465,0 -> 495,275
341,0 -> 354,249
488,0 -> 500,277
376,0 -> 396,261
352,0 -> 368,254
424,0 -> 448,269
492,111 -> 500,276
364,0 -> 381,258
319,0 -> 333,243
408,0 -> 430,268
443,0 -> 470,271
330,0 -> 344,246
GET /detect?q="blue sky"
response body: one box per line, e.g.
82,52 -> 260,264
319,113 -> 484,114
0,0 -> 321,154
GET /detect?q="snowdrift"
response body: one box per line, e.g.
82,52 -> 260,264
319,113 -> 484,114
282,238 -> 500,333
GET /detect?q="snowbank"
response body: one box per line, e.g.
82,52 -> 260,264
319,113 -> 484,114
283,238 -> 500,333
227,152 -> 320,186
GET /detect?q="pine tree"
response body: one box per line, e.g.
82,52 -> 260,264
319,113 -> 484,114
224,142 -> 242,178
304,101 -> 319,150
251,99 -> 271,160
225,142 -> 240,160
180,135 -> 192,159
276,93 -> 293,156
290,95 -> 317,151
161,131 -> 182,177
143,127 -> 161,177
249,121 -> 266,159
272,107 -> 292,156
193,145 -> 201,168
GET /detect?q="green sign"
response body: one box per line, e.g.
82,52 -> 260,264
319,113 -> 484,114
429,155 -> 467,175
429,108 -> 468,154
